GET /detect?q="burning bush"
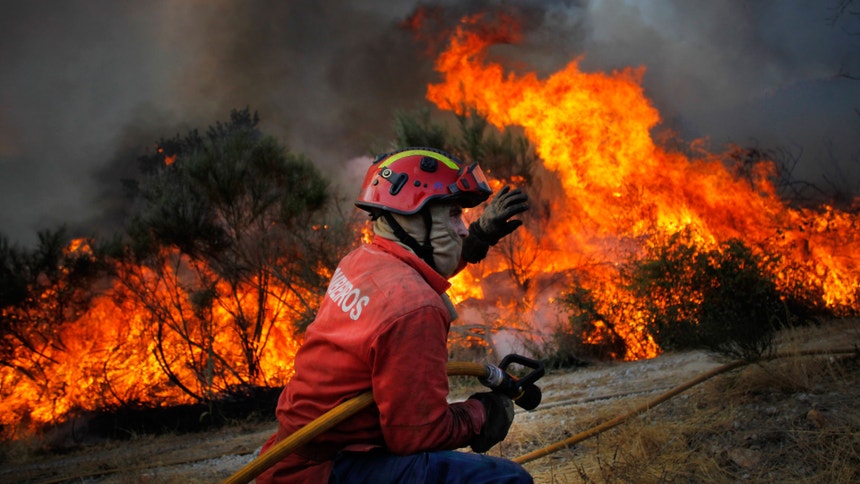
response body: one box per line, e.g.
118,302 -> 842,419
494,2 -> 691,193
547,234 -> 788,363
629,231 -> 787,361
119,107 -> 344,398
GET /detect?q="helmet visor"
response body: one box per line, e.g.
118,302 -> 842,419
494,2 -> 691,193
449,163 -> 492,206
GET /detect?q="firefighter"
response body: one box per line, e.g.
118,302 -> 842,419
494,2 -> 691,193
257,147 -> 531,483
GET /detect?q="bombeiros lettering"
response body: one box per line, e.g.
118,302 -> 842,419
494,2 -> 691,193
327,268 -> 369,320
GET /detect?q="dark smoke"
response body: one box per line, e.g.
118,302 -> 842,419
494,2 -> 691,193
1,0 -> 858,246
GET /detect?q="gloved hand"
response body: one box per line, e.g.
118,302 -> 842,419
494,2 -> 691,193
468,391 -> 515,453
470,186 -> 529,246
461,186 -> 529,263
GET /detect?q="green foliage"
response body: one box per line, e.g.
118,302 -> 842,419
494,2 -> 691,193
130,108 -> 331,269
119,108 -> 345,398
630,230 -> 786,361
391,107 -> 449,150
454,109 -> 536,184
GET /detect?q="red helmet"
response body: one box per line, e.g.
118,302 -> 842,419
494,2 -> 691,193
355,147 -> 492,215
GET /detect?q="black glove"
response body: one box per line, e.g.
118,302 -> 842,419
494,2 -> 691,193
461,234 -> 491,263
470,186 -> 529,246
468,391 -> 515,453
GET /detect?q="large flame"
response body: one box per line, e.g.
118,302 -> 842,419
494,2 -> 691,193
438,14 -> 858,358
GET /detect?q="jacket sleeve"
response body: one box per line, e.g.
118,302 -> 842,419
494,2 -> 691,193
369,305 -> 485,455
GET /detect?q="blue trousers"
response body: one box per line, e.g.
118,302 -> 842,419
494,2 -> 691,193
328,449 -> 533,483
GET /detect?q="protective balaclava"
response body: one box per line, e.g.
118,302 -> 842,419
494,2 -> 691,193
374,202 -> 464,278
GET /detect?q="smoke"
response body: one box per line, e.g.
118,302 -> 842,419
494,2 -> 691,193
0,2 -> 171,246
1,0 -> 858,246
486,0 -> 860,186
578,0 -> 860,185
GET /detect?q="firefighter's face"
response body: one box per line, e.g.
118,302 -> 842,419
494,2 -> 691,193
426,202 -> 465,278
448,205 -> 469,239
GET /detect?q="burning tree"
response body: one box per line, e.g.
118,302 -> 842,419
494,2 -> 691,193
1,230 -> 106,430
0,110 -> 354,437
118,108 -> 349,398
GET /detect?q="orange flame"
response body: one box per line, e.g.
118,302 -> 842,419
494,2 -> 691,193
0,247 -> 303,435
157,146 -> 176,165
435,14 -> 858,359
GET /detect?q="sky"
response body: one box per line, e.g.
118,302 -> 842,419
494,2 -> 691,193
1,0 -> 858,247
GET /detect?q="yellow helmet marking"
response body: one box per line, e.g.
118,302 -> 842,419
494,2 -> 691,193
379,149 -> 460,171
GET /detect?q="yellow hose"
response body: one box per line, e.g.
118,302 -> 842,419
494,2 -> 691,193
225,348 -> 857,483
513,359 -> 745,464
512,347 -> 858,465
222,361 -> 487,484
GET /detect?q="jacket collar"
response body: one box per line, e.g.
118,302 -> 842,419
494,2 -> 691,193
372,236 -> 451,294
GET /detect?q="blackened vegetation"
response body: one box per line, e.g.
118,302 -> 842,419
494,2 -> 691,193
83,385 -> 282,441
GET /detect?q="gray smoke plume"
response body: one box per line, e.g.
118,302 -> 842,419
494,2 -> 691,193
1,0 -> 858,246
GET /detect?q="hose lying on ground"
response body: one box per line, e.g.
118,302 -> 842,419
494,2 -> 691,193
224,348 -> 857,483
513,347 -> 858,465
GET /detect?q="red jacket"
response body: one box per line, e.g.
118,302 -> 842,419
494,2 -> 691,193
256,237 -> 485,483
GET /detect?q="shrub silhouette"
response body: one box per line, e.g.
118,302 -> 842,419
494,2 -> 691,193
630,230 -> 786,361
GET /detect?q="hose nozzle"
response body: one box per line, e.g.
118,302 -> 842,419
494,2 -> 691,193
480,354 -> 545,411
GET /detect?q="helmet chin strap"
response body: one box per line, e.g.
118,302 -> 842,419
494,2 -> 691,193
381,210 -> 437,271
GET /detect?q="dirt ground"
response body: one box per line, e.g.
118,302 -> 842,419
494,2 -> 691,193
2,318 -> 858,483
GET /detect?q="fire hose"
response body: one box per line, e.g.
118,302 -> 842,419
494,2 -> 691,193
223,354 -> 545,484
224,347 -> 857,484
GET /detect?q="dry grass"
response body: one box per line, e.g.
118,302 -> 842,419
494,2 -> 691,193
515,319 -> 860,483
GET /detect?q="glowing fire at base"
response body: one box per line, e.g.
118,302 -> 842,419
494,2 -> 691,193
0,245 -> 303,436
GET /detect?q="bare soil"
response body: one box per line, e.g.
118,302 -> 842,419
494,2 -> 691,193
2,318 -> 858,483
